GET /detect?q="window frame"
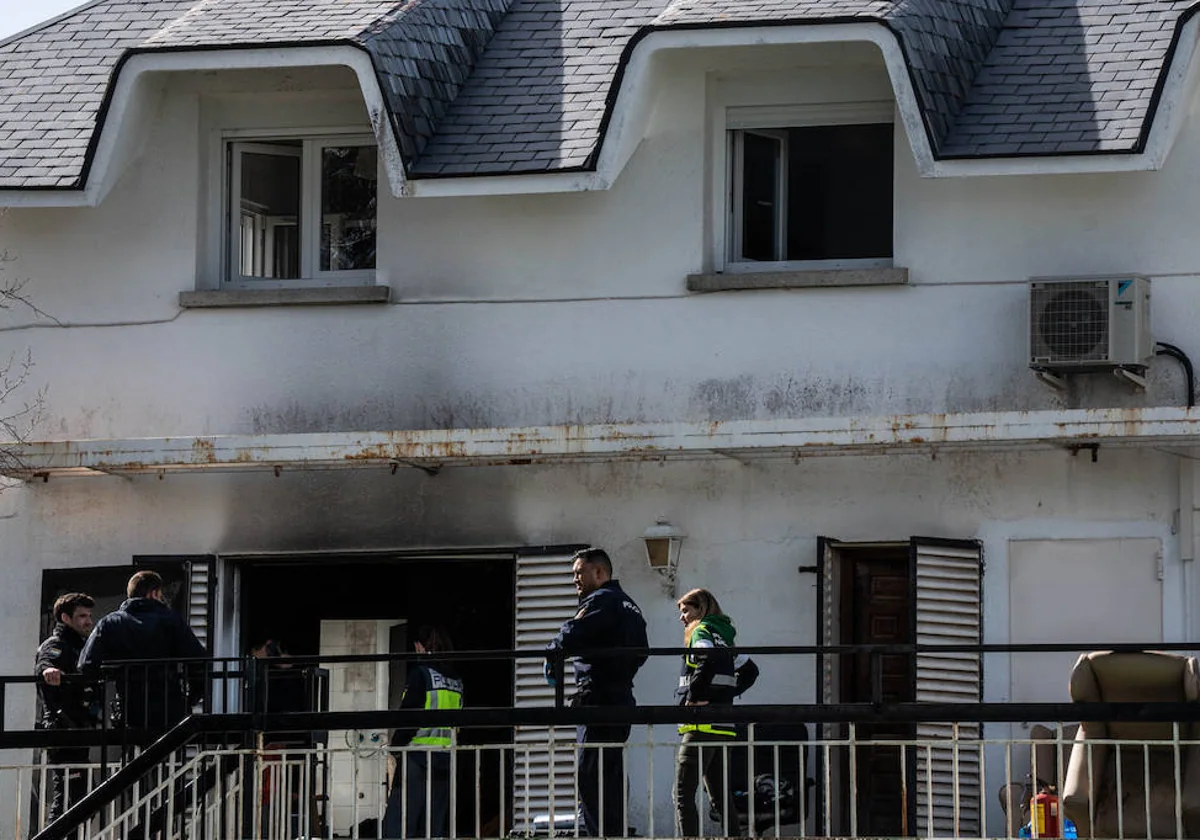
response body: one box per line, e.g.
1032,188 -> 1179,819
220,129 -> 378,290
715,101 -> 896,274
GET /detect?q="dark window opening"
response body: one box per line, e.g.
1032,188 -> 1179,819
732,122 -> 893,262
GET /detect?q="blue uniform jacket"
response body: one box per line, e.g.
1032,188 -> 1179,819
78,597 -> 207,731
548,580 -> 648,704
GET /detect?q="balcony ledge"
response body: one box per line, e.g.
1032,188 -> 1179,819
3,406 -> 1199,480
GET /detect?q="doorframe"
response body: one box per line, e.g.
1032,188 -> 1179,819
816,538 -> 913,836
815,539 -> 909,706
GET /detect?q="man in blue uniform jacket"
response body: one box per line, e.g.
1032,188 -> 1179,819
79,570 -> 207,735
547,548 -> 648,837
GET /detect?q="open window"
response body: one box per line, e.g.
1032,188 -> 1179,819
226,136 -> 377,287
726,104 -> 894,269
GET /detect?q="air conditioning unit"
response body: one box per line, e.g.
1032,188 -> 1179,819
1029,276 -> 1151,372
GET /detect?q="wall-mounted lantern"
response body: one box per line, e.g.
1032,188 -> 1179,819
643,517 -> 685,596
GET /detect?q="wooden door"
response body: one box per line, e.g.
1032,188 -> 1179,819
841,554 -> 913,835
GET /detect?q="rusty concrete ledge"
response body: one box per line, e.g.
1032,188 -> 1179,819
4,406 -> 1200,480
179,286 -> 392,308
687,267 -> 908,292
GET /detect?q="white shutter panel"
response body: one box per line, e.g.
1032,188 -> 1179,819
186,557 -> 213,649
913,539 -> 983,837
514,552 -> 579,832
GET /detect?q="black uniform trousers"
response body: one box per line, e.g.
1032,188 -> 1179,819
383,751 -> 451,839
673,729 -> 741,838
45,746 -> 90,825
575,693 -> 631,838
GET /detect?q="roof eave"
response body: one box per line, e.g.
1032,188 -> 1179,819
5,406 -> 1199,480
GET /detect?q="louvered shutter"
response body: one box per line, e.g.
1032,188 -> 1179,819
513,551 -> 580,832
817,537 -> 843,707
185,557 -> 213,648
911,538 -> 983,837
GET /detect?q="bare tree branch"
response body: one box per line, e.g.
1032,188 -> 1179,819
0,249 -> 62,324
0,243 -> 49,480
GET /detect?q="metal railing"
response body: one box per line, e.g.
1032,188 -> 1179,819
7,642 -> 1200,840
14,710 -> 1200,840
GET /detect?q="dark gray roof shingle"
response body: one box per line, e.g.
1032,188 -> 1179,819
143,0 -> 397,45
414,0 -> 659,175
361,0 -> 514,161
415,0 -> 1016,175
942,0 -> 1193,156
0,0 -> 1196,188
0,0 -> 197,188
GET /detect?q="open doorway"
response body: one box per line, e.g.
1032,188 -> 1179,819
236,553 -> 516,835
823,541 -> 914,836
238,554 -> 515,709
819,537 -> 984,837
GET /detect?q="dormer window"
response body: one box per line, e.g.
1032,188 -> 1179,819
226,136 -> 377,286
722,103 -> 894,271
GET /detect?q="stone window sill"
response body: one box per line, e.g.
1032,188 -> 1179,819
179,286 -> 392,308
687,267 -> 908,292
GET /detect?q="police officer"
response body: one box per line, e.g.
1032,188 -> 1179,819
78,570 -> 207,735
383,626 -> 464,839
34,592 -> 98,824
547,548 -> 648,837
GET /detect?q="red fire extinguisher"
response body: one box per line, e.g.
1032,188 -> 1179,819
1031,787 -> 1061,838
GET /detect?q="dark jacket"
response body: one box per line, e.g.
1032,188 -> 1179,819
247,659 -> 316,744
676,614 -> 759,706
78,597 -> 207,732
549,580 -> 648,705
34,623 -> 96,729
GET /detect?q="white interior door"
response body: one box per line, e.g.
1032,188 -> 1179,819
320,618 -> 406,834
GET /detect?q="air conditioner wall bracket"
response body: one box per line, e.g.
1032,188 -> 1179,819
1033,369 -> 1067,391
1113,366 -> 1148,391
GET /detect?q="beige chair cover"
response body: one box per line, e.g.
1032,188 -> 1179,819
1063,651 -> 1200,838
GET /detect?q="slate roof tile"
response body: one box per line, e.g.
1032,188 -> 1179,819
0,0 -> 1197,187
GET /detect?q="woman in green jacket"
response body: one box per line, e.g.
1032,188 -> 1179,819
673,588 -> 759,837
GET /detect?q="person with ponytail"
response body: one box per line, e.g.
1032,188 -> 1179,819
672,588 -> 759,837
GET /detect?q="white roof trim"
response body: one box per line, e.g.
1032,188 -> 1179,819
406,170 -> 608,197
0,45 -> 409,208
7,406 -> 1199,479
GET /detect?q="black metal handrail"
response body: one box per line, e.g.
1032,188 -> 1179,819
71,639 -> 1200,667
12,639 -> 1200,756
13,697 -> 1200,752
11,640 -> 1200,734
